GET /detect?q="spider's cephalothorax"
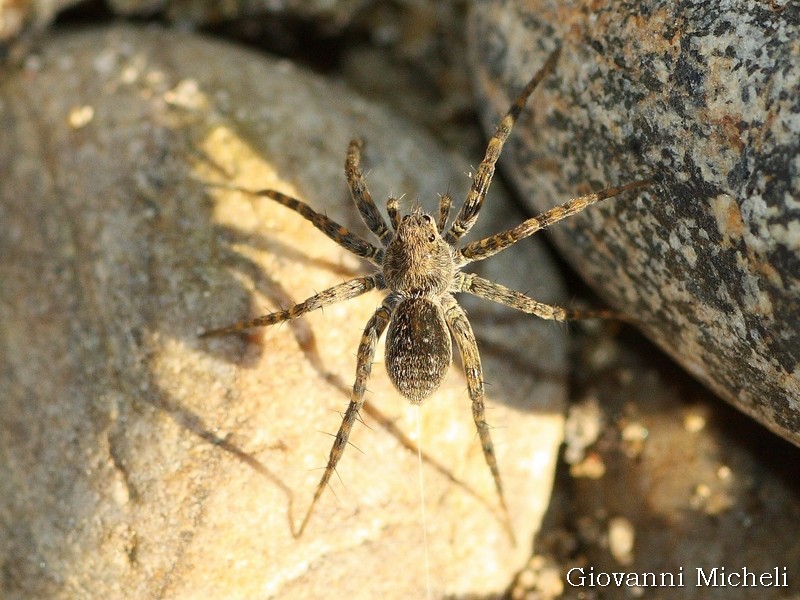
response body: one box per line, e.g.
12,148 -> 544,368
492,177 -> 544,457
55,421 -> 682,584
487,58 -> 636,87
200,46 -> 650,537
383,211 -> 454,296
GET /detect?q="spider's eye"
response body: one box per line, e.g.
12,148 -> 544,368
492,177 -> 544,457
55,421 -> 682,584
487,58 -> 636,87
422,214 -> 433,224
427,234 -> 436,242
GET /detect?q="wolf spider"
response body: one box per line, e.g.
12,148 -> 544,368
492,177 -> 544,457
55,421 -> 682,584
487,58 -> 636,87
200,47 -> 649,536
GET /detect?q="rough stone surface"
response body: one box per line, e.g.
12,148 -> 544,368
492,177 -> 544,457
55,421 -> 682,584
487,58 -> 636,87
0,26 -> 574,599
468,0 -> 800,445
106,0 -> 369,28
0,0 -> 366,57
0,0 -> 78,43
514,325 -> 800,600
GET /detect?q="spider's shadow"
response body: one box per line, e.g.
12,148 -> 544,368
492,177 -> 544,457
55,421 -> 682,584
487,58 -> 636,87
200,220 -> 363,370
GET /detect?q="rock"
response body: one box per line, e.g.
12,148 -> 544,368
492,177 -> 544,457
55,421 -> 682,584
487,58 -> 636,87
468,0 -> 800,445
0,1 -> 363,61
106,0 -> 366,29
0,0 -> 78,47
0,25 -> 573,598
526,323 -> 800,599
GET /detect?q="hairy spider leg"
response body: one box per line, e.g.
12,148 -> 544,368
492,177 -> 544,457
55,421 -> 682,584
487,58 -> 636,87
445,46 -> 562,245
346,138 -> 393,245
441,294 -> 515,543
455,272 -> 629,323
458,179 -> 652,265
199,276 -> 381,338
298,299 -> 394,535
204,184 -> 384,266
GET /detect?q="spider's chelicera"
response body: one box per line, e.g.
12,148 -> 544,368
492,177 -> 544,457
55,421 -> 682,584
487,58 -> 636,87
200,47 -> 649,537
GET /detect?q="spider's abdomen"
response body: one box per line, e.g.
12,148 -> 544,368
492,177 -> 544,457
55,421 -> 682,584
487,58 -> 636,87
385,297 -> 452,403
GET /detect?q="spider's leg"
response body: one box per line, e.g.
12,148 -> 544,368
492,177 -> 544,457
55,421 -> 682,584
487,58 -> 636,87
444,47 -> 561,246
442,294 -> 515,543
436,192 -> 452,233
345,139 -> 393,245
458,179 -> 651,266
298,299 -> 393,535
386,196 -> 401,230
204,183 -> 384,266
455,273 -> 630,322
199,275 -> 381,338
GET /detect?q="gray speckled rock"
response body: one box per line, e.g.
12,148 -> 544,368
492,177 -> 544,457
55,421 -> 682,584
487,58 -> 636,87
468,0 -> 800,444
0,25 -> 571,599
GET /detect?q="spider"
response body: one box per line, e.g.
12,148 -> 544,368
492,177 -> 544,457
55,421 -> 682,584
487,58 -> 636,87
200,46 -> 650,536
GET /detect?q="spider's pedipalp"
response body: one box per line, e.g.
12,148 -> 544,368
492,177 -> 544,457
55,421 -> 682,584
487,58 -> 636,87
298,299 -> 393,536
445,46 -> 561,246
436,193 -> 452,233
345,138 -> 393,245
199,275 -> 380,338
